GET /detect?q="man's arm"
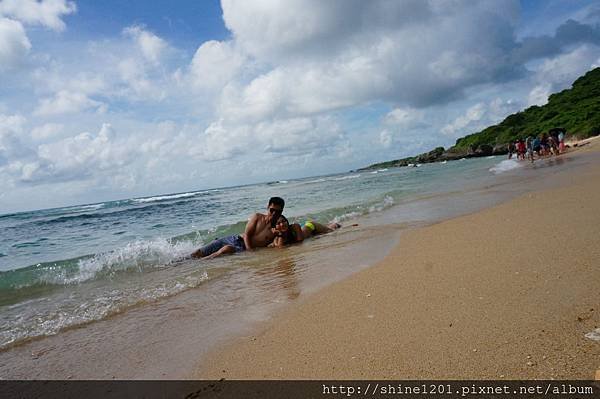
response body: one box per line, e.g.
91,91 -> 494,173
243,213 -> 259,251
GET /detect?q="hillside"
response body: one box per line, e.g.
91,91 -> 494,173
361,67 -> 600,170
454,67 -> 600,150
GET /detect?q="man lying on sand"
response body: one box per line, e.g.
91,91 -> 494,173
190,197 -> 285,259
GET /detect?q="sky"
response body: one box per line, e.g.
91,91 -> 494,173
1,0 -> 600,213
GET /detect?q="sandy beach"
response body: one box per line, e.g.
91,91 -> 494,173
199,141 -> 600,379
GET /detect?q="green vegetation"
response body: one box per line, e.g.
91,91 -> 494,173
454,67 -> 600,149
360,67 -> 600,171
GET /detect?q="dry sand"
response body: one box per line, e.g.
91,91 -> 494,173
199,141 -> 600,379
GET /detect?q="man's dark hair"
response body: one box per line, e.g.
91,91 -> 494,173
268,197 -> 285,209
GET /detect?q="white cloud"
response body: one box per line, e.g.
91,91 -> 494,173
123,25 -> 167,65
441,98 -> 520,137
216,0 -> 524,115
0,0 -> 76,31
527,84 -> 552,107
384,108 -> 426,129
18,123 -> 133,183
379,129 -> 392,148
188,116 -> 346,162
34,90 -> 106,116
189,40 -> 245,90
117,58 -> 167,100
30,122 -> 63,141
0,18 -> 31,71
0,113 -> 31,168
527,44 -> 600,105
222,0 -> 431,61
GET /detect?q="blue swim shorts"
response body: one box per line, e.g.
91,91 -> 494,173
199,235 -> 245,256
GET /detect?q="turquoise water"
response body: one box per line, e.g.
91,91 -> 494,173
0,155 -> 513,349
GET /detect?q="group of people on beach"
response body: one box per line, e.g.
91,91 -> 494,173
508,130 -> 566,163
190,197 -> 341,259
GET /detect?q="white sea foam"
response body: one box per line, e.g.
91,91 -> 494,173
489,159 -> 522,174
368,195 -> 394,213
133,192 -> 197,203
377,168 -> 388,172
333,174 -> 361,181
0,270 -> 209,349
332,196 -> 395,223
64,203 -> 105,212
303,178 -> 326,184
37,238 -> 198,286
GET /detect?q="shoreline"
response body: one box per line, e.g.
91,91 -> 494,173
1,143 -> 597,379
198,141 -> 600,379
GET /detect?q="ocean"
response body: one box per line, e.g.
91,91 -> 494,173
0,153 -> 586,378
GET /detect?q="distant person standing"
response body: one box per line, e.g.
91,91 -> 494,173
548,135 -> 558,155
558,131 -> 565,153
516,139 -> 526,160
526,136 -> 534,163
508,142 -> 516,159
532,135 -> 541,157
540,133 -> 549,156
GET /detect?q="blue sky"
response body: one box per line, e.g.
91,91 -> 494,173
1,0 -> 600,213
63,0 -> 230,49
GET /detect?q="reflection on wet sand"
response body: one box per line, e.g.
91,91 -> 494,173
253,257 -> 301,300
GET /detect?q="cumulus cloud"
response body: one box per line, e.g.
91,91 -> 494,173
512,19 -> 600,64
384,108 -> 427,129
123,25 -> 168,64
379,129 -> 393,148
215,0 -> 524,116
30,122 -> 63,141
189,116 -> 346,162
0,18 -> 31,71
527,44 -> 600,106
222,0 -> 431,61
0,0 -> 76,31
192,0 -> 600,164
0,114 -> 33,169
34,90 -> 106,116
17,123 -> 134,184
189,40 -> 245,90
442,98 -> 521,137
117,58 -> 168,100
190,0 -> 553,165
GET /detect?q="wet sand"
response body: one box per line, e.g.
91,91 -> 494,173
199,140 -> 600,379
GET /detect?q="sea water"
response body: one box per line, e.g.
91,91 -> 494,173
0,152 -> 592,378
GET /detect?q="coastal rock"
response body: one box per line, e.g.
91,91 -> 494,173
474,144 -> 494,156
439,148 -> 470,161
416,147 -> 445,163
493,143 -> 509,155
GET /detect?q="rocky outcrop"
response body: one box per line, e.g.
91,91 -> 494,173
492,143 -> 509,155
474,144 -> 493,156
416,147 -> 445,163
438,147 -> 469,161
360,142 -> 504,171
